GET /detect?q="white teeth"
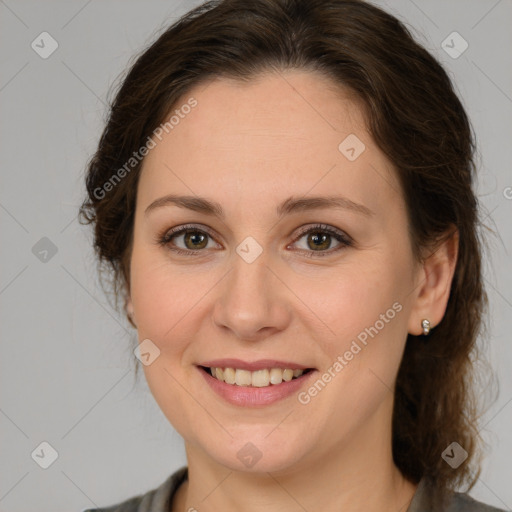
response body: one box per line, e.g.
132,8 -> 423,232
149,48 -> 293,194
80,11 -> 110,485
208,367 -> 305,387
251,369 -> 269,387
269,368 -> 283,385
223,367 -> 236,384
282,369 -> 294,381
235,369 -> 252,386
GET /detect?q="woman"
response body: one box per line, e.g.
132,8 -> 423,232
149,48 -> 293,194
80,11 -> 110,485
79,0 -> 505,510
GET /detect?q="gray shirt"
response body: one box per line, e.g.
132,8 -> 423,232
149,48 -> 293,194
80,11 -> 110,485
83,467 -> 507,512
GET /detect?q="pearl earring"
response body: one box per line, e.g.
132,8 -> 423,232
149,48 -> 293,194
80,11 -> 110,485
421,319 -> 431,335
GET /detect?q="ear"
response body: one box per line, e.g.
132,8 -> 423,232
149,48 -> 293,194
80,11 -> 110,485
407,229 -> 459,336
124,295 -> 137,329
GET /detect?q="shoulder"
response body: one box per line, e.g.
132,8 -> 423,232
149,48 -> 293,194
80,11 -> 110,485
446,491 -> 507,512
82,494 -> 142,512
410,478 -> 507,512
81,467 -> 188,512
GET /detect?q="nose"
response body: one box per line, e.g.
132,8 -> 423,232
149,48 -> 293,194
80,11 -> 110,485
212,252 -> 292,342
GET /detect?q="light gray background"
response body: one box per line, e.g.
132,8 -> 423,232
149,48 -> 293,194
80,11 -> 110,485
0,1 -> 511,510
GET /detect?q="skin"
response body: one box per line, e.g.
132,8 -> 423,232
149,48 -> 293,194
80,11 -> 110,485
125,69 -> 458,512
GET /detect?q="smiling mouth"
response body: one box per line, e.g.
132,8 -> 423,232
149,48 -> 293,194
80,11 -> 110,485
199,366 -> 314,388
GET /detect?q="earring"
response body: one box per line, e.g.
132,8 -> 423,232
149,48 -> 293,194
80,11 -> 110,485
421,319 -> 431,335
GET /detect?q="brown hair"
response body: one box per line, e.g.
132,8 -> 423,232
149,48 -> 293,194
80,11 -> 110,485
79,0 -> 490,496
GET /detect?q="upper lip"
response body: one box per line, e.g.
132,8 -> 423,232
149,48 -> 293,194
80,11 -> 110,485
199,359 -> 313,371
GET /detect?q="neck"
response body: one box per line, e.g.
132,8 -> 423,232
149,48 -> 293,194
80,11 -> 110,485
172,398 -> 418,512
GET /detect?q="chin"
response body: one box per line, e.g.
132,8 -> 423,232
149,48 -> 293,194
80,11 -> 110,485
196,426 -> 314,474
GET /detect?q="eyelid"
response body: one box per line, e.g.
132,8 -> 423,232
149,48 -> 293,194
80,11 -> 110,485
157,223 -> 222,248
286,223 -> 353,257
289,223 -> 352,245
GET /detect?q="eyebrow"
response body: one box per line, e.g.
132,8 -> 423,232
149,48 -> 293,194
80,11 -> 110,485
144,194 -> 374,219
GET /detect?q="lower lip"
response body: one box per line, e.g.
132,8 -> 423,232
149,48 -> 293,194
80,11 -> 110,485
198,367 -> 316,407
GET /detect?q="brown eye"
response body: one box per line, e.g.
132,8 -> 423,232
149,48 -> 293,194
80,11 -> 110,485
290,224 -> 352,258
305,231 -> 332,251
159,224 -> 220,255
183,230 -> 208,250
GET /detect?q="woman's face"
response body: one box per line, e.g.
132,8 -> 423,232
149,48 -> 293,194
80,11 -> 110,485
127,70 -> 424,473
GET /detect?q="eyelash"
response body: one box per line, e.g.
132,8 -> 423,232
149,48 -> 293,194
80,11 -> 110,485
156,223 -> 353,258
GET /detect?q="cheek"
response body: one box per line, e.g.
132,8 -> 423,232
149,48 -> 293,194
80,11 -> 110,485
130,253 -> 207,436
294,253 -> 412,414
129,248 -> 194,351
294,260 -> 407,351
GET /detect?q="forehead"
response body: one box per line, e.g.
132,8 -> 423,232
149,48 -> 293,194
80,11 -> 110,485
137,69 -> 401,214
